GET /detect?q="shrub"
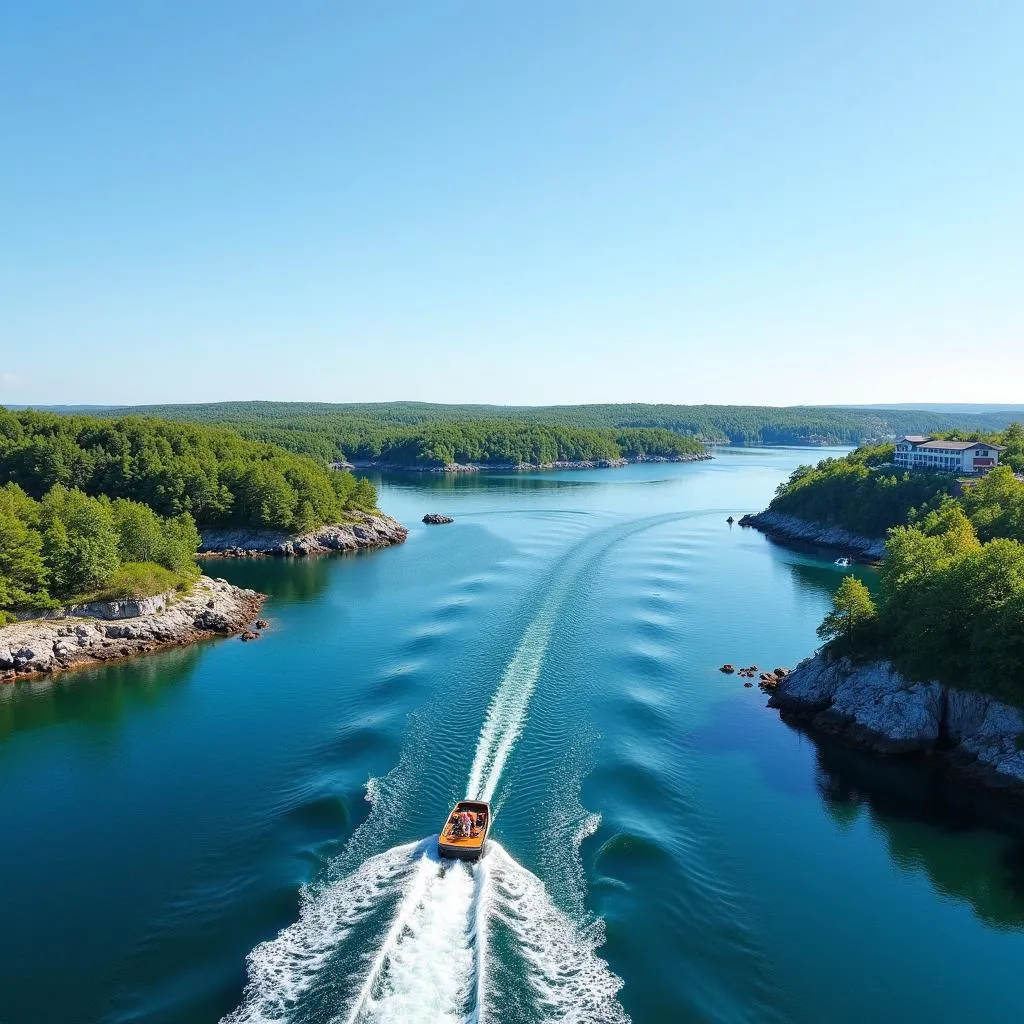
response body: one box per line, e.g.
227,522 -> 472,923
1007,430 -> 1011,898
91,561 -> 199,601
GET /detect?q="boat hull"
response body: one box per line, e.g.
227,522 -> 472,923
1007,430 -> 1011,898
437,840 -> 488,862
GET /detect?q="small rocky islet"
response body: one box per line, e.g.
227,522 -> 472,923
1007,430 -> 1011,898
720,663 -> 790,690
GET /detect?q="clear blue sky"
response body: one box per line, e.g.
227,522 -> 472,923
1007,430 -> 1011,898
2,2 -> 1021,407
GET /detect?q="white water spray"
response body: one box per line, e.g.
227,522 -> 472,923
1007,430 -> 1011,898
487,843 -> 627,1024
222,842 -> 422,1024
341,857 -> 478,1024
337,841 -> 624,1024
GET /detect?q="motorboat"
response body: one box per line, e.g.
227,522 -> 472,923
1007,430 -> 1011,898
834,557 -> 853,567
438,800 -> 491,861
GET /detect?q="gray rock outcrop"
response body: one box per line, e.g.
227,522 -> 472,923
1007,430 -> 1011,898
422,513 -> 454,525
199,511 -> 408,557
13,590 -> 179,622
738,510 -> 886,560
0,577 -> 264,683
769,654 -> 1024,791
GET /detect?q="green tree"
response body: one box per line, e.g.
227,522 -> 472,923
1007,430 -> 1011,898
817,576 -> 877,653
40,486 -> 121,598
0,485 -> 50,614
112,498 -> 166,563
157,512 -> 202,574
352,476 -> 377,510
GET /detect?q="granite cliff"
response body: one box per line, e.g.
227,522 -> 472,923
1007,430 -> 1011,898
769,654 -> 1024,794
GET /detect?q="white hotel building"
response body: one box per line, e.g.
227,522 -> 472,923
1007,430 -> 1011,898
893,436 -> 1004,474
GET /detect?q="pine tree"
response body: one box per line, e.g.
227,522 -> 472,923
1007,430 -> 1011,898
817,576 -> 877,654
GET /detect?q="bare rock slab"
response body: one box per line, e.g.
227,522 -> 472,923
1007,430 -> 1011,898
1,577 -> 264,683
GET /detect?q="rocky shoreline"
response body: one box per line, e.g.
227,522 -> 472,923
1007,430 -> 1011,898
199,511 -> 408,557
769,654 -> 1024,795
738,510 -> 886,561
1,577 -> 264,683
349,453 -> 713,473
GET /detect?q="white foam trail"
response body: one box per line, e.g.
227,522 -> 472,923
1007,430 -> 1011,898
466,586 -> 562,803
341,844 -> 624,1024
470,856 -> 490,1024
341,852 -> 460,1024
487,843 -> 628,1024
344,861 -> 477,1024
222,842 -> 421,1024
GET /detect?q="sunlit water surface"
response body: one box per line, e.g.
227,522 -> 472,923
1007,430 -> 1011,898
2,448 -> 1024,1024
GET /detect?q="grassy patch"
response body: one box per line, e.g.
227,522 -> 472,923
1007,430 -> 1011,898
75,562 -> 201,603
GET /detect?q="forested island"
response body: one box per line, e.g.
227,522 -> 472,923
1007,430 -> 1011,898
130,411 -> 710,469
102,401 -> 1024,464
0,408 -> 402,633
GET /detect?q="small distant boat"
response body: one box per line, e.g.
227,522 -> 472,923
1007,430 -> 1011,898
834,557 -> 853,567
438,800 -> 491,862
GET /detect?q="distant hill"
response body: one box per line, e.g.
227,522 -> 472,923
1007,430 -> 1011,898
838,403 -> 1024,415
10,401 -> 1024,464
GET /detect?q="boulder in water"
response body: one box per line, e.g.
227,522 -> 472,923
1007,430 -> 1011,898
423,513 -> 455,525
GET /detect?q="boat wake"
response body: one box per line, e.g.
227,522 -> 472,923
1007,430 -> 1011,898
466,582 -> 564,804
221,518 -> 706,1023
225,837 -> 625,1024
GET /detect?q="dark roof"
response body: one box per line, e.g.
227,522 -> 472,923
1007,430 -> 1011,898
916,440 -> 1005,451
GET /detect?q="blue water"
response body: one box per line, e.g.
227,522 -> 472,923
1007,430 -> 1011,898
1,447 -> 1023,1023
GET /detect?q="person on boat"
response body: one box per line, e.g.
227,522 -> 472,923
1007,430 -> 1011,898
459,809 -> 474,836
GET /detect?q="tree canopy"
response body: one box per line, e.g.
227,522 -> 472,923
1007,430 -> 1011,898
0,482 -> 203,621
817,576 -> 877,653
820,504 -> 1024,702
768,443 -> 956,537
0,407 -> 377,532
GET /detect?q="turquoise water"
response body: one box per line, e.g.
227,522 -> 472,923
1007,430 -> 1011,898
2,447 -> 1024,1023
